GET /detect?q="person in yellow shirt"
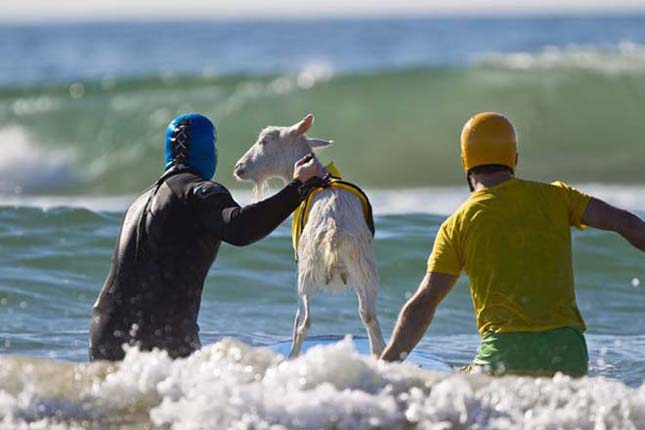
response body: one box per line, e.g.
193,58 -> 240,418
380,112 -> 645,376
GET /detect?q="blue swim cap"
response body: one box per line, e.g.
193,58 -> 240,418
164,113 -> 217,180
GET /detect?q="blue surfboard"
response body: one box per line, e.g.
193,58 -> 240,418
270,335 -> 453,373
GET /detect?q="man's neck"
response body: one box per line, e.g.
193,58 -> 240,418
471,171 -> 514,192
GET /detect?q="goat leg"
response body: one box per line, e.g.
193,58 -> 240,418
289,293 -> 311,357
357,288 -> 386,356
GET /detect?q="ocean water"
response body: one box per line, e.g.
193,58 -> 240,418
0,195 -> 644,429
1,17 -> 645,193
1,16 -> 645,430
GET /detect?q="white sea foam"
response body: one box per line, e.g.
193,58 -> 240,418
478,42 -> 645,74
0,126 -> 78,194
368,184 -> 645,215
0,339 -> 644,430
2,183 -> 644,216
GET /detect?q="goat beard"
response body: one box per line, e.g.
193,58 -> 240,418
251,182 -> 264,202
251,181 -> 278,202
250,172 -> 293,201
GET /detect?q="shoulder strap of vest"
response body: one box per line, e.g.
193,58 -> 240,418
328,179 -> 375,237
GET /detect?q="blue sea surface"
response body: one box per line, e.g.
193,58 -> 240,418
0,205 -> 642,384
1,16 -> 645,84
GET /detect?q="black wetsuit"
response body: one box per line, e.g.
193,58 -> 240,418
89,168 -> 302,361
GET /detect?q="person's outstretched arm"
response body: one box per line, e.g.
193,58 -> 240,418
196,155 -> 327,246
582,198 -> 645,252
380,272 -> 458,362
214,180 -> 302,246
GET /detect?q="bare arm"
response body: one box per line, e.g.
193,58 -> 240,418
582,197 -> 645,252
380,272 -> 459,362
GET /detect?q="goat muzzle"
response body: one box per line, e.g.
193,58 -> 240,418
233,163 -> 246,179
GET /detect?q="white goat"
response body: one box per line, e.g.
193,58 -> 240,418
234,114 -> 386,357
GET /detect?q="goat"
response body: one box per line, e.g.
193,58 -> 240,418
234,114 -> 386,357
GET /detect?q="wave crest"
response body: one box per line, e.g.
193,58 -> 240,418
0,126 -> 78,194
477,42 -> 645,74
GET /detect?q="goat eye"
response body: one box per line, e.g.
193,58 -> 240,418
260,138 -> 268,145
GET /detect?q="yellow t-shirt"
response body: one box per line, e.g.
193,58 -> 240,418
427,178 -> 591,335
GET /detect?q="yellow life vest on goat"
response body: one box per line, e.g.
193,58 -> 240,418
292,162 -> 375,259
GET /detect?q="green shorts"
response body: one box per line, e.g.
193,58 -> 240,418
467,326 -> 589,377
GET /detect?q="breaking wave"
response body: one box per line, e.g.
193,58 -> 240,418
1,338 -> 644,430
1,45 -> 645,194
0,126 -> 78,194
477,42 -> 645,74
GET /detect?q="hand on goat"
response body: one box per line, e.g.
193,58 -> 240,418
293,153 -> 328,183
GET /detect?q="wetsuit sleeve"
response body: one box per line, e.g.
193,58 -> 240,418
427,217 -> 463,276
552,181 -> 592,230
192,181 -> 303,246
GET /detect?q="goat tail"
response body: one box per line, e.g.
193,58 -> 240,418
319,219 -> 350,288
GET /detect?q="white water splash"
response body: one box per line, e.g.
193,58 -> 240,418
0,126 -> 78,194
1,339 -> 644,430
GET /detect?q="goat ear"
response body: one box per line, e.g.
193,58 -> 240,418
307,138 -> 334,148
292,113 -> 315,136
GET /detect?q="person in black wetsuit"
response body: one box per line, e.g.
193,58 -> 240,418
89,113 -> 326,361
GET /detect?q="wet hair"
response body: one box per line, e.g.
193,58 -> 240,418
466,164 -> 514,191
